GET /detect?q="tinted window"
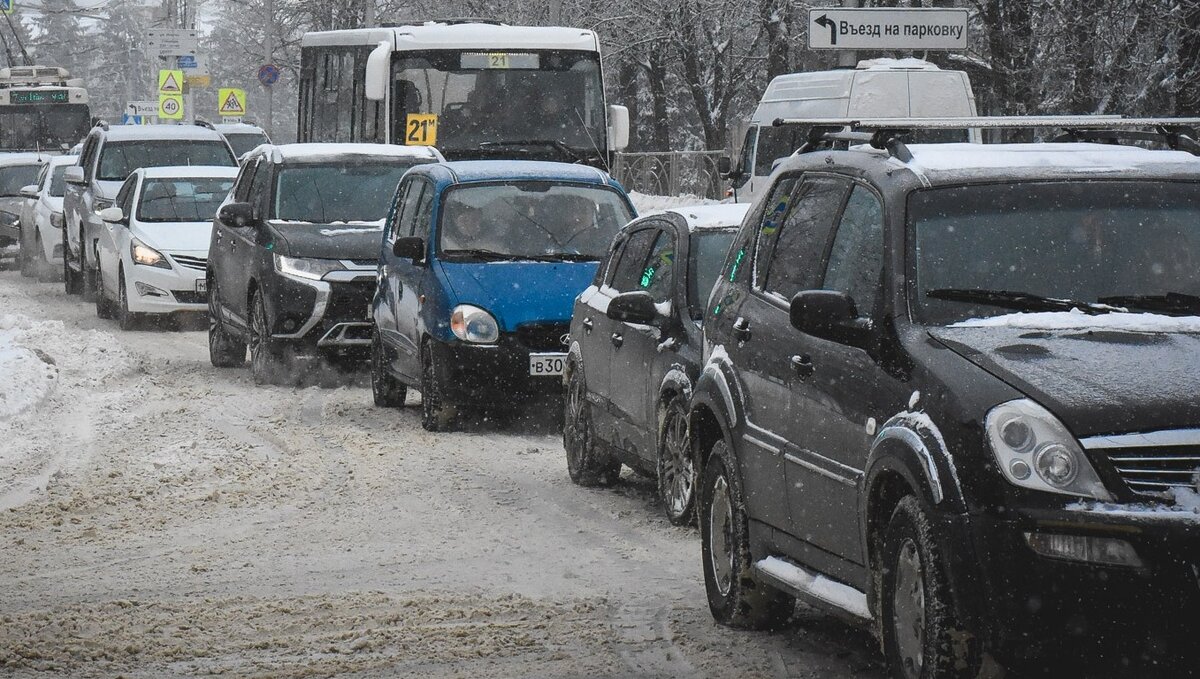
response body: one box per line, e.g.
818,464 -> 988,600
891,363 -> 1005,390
137,178 -> 235,223
608,228 -> 658,291
390,179 -> 423,239
762,176 -> 851,300
753,175 -> 800,289
640,229 -> 676,303
97,140 -> 236,181
412,182 -> 434,237
689,230 -> 738,317
0,164 -> 42,197
233,157 -> 260,202
823,185 -> 884,312
224,133 -> 269,157
48,165 -> 68,197
115,176 -> 136,214
274,161 -> 416,223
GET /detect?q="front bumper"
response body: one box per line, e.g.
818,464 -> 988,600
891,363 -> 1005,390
428,325 -> 569,406
125,252 -> 208,315
268,270 -> 376,357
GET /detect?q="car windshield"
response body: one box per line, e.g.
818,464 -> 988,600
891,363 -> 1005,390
273,161 -> 416,223
438,182 -> 633,261
97,140 -> 236,181
47,165 -> 68,197
910,181 -> 1200,325
224,132 -> 268,157
688,230 -> 737,316
0,164 -> 42,197
136,177 -> 235,223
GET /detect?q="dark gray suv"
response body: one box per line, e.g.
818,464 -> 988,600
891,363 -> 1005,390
691,118 -> 1200,678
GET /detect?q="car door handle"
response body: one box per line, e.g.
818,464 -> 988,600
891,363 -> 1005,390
610,332 -> 623,348
582,317 -> 593,333
791,354 -> 814,379
732,317 -> 751,342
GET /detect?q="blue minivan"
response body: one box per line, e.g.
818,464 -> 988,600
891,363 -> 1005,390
371,160 -> 636,431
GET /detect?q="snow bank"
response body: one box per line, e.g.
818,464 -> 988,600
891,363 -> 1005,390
628,191 -> 720,214
951,308 -> 1200,333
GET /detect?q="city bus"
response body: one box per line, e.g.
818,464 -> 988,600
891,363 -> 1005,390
0,66 -> 91,152
298,21 -> 629,169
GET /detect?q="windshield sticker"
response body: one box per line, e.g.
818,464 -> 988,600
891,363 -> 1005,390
405,114 -> 438,146
762,195 -> 790,236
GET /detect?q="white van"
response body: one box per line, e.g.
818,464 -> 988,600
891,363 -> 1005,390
726,58 -> 978,203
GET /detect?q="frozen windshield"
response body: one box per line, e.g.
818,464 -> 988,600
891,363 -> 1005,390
392,50 -> 606,162
223,132 -> 269,157
689,230 -> 737,315
274,161 -> 416,223
136,177 -> 235,223
438,182 -> 632,261
48,165 -> 68,197
0,164 -> 42,197
97,140 -> 236,181
910,181 -> 1200,325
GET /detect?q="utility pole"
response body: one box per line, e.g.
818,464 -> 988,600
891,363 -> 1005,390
265,0 -> 274,137
837,0 -> 859,68
364,0 -> 376,28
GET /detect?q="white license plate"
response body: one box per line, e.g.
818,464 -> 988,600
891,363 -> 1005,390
195,279 -> 207,293
529,353 -> 566,376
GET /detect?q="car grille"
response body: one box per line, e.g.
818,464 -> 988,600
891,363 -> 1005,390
171,254 -> 208,272
516,322 -> 570,351
1085,433 -> 1200,497
172,290 -> 207,304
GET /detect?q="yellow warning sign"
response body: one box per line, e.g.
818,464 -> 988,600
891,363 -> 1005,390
158,69 -> 184,95
158,94 -> 184,120
218,88 -> 247,117
404,113 -> 438,146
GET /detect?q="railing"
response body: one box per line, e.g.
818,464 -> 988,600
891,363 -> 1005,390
611,150 -> 727,200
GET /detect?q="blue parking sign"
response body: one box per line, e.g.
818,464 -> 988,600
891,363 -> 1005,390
0,0 -> 13,15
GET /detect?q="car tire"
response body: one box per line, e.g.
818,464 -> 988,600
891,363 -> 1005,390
249,288 -> 291,385
34,231 -> 54,282
79,229 -> 96,302
880,495 -> 981,679
62,230 -> 80,295
371,328 -> 407,407
94,263 -> 115,319
420,341 -> 457,431
657,393 -> 696,525
700,439 -> 794,630
208,278 -> 246,368
18,233 -> 34,277
562,363 -> 621,487
116,270 -> 139,331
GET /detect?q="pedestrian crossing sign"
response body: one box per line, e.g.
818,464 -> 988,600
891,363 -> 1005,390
158,69 -> 184,95
218,88 -> 247,117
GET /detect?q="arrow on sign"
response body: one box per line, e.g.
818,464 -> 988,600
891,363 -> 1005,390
815,14 -> 837,46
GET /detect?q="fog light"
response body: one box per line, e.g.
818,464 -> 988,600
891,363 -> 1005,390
134,282 -> 168,297
1024,532 -> 1143,567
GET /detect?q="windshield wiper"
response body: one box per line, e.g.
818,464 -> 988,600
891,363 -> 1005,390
478,140 -> 582,163
1097,292 -> 1200,316
926,288 -> 1117,315
441,248 -> 524,262
519,253 -> 600,262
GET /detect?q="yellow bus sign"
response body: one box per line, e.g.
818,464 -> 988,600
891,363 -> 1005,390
404,114 -> 437,146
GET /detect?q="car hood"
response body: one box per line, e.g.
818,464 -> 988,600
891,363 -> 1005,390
929,319 -> 1200,436
132,221 -> 213,253
437,260 -> 599,331
268,221 -> 383,261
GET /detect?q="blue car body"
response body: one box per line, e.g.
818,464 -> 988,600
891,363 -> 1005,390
372,160 -> 636,412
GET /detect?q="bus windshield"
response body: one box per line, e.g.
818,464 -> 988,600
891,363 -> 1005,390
0,103 -> 90,151
392,50 -> 606,162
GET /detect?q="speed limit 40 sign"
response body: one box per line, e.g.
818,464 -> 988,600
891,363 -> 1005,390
159,94 -> 184,120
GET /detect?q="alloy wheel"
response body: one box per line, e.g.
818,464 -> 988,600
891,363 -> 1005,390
661,407 -> 693,518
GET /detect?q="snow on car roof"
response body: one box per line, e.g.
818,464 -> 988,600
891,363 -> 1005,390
433,159 -> 612,185
901,142 -> 1200,176
97,124 -> 229,142
302,23 -> 599,52
138,165 -> 240,179
664,203 -> 749,231
214,123 -> 266,134
264,143 -> 443,163
45,154 -> 78,168
0,152 -> 51,166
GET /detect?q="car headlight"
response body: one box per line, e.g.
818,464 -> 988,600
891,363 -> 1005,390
985,399 -> 1112,501
51,211 -> 64,229
93,198 -> 113,214
450,304 -> 499,344
130,237 -> 170,269
273,254 -> 344,281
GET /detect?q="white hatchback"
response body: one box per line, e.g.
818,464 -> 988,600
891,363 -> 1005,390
94,166 -> 238,329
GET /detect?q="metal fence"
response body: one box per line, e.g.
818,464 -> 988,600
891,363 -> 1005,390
611,150 -> 727,200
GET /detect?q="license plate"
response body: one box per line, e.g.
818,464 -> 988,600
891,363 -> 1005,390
195,279 -> 207,293
529,352 -> 566,376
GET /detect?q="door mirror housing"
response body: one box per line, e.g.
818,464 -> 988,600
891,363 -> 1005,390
19,184 -> 38,199
64,166 -> 85,186
219,201 -> 256,228
607,104 -> 630,151
365,40 -> 392,102
606,290 -> 662,325
790,290 -> 871,346
717,157 -> 732,177
392,236 -> 425,261
98,206 -> 125,224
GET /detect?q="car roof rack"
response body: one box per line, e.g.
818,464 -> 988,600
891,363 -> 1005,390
193,118 -> 216,130
779,115 -> 1200,161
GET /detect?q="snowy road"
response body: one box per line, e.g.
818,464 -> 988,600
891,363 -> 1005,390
0,267 -> 884,678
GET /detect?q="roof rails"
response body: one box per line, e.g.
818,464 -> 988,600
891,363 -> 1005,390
778,116 -> 1200,162
193,118 -> 216,130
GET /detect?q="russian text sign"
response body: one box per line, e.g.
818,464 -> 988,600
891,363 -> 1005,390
808,8 -> 968,51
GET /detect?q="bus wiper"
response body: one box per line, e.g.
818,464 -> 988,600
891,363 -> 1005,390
478,140 -> 582,162
1097,292 -> 1200,316
926,288 -> 1118,315
442,248 -> 523,261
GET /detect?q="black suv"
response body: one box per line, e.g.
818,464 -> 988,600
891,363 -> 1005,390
564,205 -> 744,524
691,119 -> 1200,677
207,143 -> 442,384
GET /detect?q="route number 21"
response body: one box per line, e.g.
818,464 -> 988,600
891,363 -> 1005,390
405,114 -> 438,146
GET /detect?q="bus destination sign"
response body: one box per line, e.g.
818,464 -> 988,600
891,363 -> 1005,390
9,90 -> 70,105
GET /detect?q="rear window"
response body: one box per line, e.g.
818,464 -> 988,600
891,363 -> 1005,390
97,140 -> 236,181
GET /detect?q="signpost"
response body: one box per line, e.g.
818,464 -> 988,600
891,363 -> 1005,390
807,8 -> 968,51
126,101 -> 159,117
218,88 -> 247,118
257,64 -> 281,87
158,94 -> 184,120
147,28 -> 199,58
0,0 -> 14,15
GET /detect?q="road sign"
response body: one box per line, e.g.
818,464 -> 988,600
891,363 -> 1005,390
158,69 -> 184,95
159,94 -> 184,120
176,54 -> 209,76
121,114 -> 150,125
257,64 -> 281,87
218,88 -> 247,117
222,116 -> 244,125
0,0 -> 13,16
127,100 -> 158,117
147,28 -> 199,58
808,8 -> 968,51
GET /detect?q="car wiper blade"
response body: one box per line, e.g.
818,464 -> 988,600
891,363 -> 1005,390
1097,292 -> 1200,316
441,248 -> 523,261
478,139 -> 582,162
517,253 -> 600,262
926,288 -> 1117,315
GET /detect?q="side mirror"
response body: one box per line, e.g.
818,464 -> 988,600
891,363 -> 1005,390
392,236 -> 424,261
717,157 -> 731,176
64,166 -> 85,186
19,185 -> 38,199
790,290 -> 870,346
606,290 -> 661,325
218,201 -> 256,228
607,104 -> 630,151
99,206 -> 125,224
365,40 -> 392,102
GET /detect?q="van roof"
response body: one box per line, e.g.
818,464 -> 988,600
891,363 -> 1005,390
301,23 -> 599,52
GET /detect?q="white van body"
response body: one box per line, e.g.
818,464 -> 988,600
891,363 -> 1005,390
729,58 -> 978,203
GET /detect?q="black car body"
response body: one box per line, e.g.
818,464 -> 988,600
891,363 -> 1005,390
206,143 -> 443,383
564,204 -> 745,524
690,133 -> 1200,676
